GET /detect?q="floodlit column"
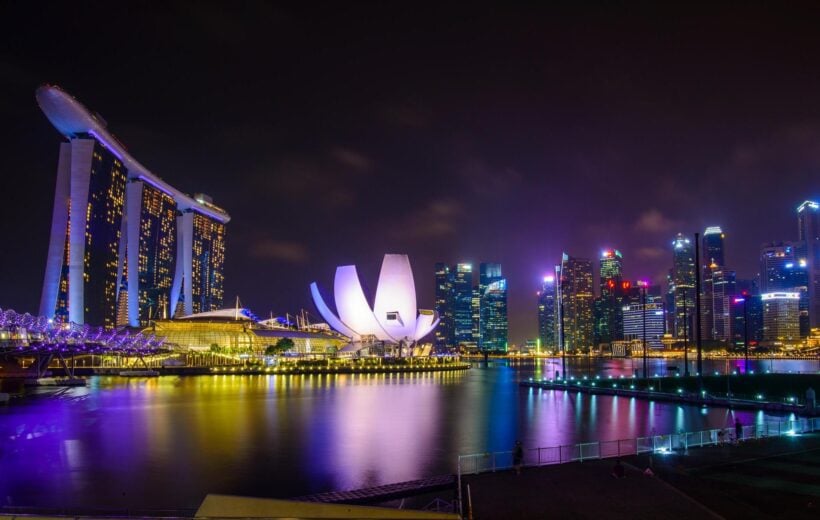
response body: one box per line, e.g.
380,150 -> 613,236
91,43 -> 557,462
67,139 -> 95,324
39,142 -> 71,318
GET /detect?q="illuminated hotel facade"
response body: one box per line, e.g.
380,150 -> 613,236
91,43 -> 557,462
37,85 -> 230,327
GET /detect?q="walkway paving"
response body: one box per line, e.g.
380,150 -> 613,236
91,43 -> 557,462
461,433 -> 820,519
645,433 -> 820,519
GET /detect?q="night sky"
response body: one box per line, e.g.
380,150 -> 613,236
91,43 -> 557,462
2,2 -> 820,343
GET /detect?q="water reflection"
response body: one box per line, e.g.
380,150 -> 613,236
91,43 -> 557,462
0,359 -> 812,510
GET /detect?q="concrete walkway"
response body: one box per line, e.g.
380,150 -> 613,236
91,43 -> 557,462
461,433 -> 820,519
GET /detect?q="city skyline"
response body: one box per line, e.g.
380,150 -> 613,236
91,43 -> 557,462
2,3 -> 820,344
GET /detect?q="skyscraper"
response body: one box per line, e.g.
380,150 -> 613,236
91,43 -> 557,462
761,292 -> 801,342
596,249 -> 624,345
702,226 -> 726,266
434,263 -> 454,349
622,302 -> 665,348
700,263 -> 735,341
471,285 -> 481,345
452,263 -> 474,346
37,85 -> 230,326
479,263 -> 508,351
759,242 -> 809,338
797,200 -> 820,328
671,233 -> 696,340
699,227 -> 734,341
732,280 -> 763,345
537,275 -> 557,350
558,254 -> 594,352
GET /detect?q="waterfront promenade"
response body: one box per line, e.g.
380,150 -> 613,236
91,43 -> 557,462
521,372 -> 820,415
461,432 -> 820,519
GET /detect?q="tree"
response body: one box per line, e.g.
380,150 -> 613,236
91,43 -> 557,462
265,337 -> 295,356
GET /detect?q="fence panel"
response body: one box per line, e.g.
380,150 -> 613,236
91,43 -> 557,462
458,418 -> 818,479
560,444 -> 580,462
532,446 -> 561,466
492,451 -> 514,471
685,431 -> 702,448
579,442 -> 600,461
618,438 -> 637,457
599,440 -> 621,459
653,435 -> 672,452
637,436 -> 653,454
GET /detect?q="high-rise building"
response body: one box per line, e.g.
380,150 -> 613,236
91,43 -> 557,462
797,200 -> 820,328
471,285 -> 481,346
761,292 -> 801,342
760,242 -> 799,292
622,302 -> 665,348
537,275 -> 557,350
434,263 -> 454,349
732,283 -> 763,345
557,254 -> 594,351
596,249 -> 624,345
759,242 -> 809,337
700,264 -> 735,341
671,233 -> 696,339
702,226 -> 726,267
130,181 -> 177,322
37,85 -> 230,326
452,263 -> 474,346
479,263 -> 508,351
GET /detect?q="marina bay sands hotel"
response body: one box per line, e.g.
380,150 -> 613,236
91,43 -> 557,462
36,85 -> 230,328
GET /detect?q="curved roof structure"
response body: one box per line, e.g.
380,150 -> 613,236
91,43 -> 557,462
35,84 -> 230,223
310,254 -> 439,344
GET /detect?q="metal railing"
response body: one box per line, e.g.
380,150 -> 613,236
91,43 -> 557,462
456,417 -> 820,516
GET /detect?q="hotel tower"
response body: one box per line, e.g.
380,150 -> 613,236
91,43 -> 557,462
37,85 -> 230,327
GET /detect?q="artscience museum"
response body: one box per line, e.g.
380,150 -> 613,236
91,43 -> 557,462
310,254 -> 439,347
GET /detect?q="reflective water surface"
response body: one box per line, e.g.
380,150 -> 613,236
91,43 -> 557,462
0,358 -> 815,510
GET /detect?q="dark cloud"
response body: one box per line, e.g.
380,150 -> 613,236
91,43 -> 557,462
634,209 -> 682,234
250,239 -> 309,264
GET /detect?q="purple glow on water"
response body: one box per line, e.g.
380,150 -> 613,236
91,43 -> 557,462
0,359 -> 808,510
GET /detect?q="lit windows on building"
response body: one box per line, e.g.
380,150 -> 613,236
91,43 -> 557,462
82,140 -> 127,328
702,226 -> 726,267
434,263 -> 454,350
797,200 -> 820,329
135,182 -> 177,323
537,275 -> 557,349
761,292 -> 801,342
671,233 -> 695,339
558,253 -> 594,351
622,302 -> 665,348
479,263 -> 507,351
37,85 -> 231,327
452,263 -> 474,346
191,212 -> 226,314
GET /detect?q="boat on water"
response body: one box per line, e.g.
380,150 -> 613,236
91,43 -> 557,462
118,370 -> 160,377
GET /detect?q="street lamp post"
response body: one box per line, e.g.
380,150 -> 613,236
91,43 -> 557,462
683,289 -> 689,377
695,232 -> 703,389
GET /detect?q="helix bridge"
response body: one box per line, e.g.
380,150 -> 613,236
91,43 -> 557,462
0,308 -> 167,380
